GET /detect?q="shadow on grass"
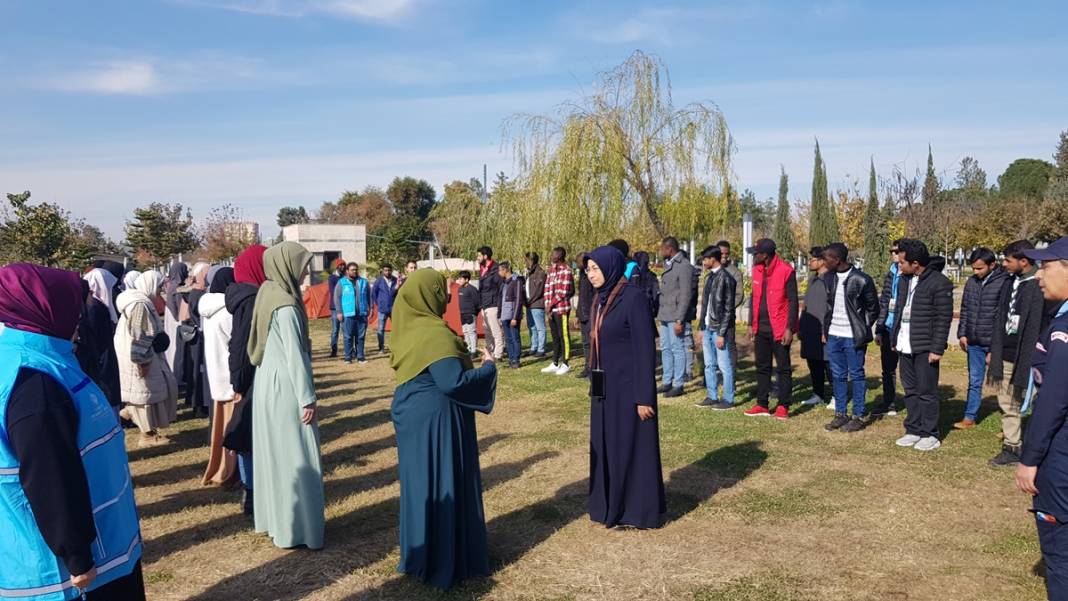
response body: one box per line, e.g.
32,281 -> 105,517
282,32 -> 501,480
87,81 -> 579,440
666,441 -> 767,521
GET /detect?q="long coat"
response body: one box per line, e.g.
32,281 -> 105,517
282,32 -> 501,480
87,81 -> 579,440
589,284 -> 666,529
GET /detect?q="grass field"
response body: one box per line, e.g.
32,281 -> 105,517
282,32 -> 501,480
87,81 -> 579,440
130,319 -> 1048,600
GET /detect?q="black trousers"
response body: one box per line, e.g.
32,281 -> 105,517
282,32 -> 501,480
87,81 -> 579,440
806,358 -> 830,400
1038,517 -> 1068,601
900,352 -> 941,438
879,337 -> 901,410
755,331 -> 792,407
549,312 -> 571,365
87,560 -> 146,600
579,319 -> 591,370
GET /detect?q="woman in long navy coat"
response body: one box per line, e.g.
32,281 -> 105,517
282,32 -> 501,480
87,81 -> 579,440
585,245 -> 666,529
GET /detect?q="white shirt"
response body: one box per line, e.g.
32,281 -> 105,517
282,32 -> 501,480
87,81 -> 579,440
896,277 -> 919,355
828,269 -> 853,338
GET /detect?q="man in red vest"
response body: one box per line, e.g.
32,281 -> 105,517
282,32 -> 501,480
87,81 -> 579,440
744,238 -> 799,420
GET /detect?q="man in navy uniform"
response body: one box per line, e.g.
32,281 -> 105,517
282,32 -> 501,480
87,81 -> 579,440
1015,236 -> 1068,601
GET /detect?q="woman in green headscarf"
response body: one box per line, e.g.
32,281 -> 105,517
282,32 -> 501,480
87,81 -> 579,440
390,268 -> 497,588
248,241 -> 325,550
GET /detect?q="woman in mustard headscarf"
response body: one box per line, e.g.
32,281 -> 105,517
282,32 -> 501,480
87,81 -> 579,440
390,269 -> 497,589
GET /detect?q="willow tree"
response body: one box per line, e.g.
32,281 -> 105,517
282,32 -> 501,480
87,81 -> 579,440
504,51 -> 734,247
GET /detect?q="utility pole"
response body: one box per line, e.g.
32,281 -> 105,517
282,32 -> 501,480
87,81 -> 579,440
482,164 -> 488,202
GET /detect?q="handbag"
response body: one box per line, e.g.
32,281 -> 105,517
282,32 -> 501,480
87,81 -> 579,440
130,333 -> 155,364
177,322 -> 199,343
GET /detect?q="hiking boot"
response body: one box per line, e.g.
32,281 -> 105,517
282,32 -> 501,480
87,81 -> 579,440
694,398 -> 718,408
825,414 -> 851,431
744,405 -> 771,417
896,434 -> 922,447
989,445 -> 1022,467
840,416 -> 868,433
663,387 -> 684,398
953,418 -> 976,430
914,437 -> 941,452
773,405 -> 790,421
657,384 -> 673,393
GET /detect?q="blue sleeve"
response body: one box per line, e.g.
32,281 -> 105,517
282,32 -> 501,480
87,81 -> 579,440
1022,332 -> 1068,467
427,357 -> 497,414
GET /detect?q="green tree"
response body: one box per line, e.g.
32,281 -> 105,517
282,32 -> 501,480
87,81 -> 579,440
276,206 -> 309,228
0,191 -> 76,266
430,180 -> 484,257
64,223 -> 123,269
809,140 -> 839,247
125,203 -> 198,267
772,167 -> 795,259
955,156 -> 987,192
922,144 -> 940,204
998,158 -> 1054,200
1048,131 -> 1068,201
863,160 -> 888,277
387,176 -> 437,222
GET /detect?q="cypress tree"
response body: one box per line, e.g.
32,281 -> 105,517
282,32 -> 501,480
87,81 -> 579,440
862,159 -> 888,277
922,144 -> 940,203
772,166 -> 795,260
809,140 -> 839,247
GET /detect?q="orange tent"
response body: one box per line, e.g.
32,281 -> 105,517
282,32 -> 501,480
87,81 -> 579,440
304,281 -> 483,337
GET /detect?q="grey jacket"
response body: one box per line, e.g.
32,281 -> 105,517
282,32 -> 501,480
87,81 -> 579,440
656,252 -> 696,323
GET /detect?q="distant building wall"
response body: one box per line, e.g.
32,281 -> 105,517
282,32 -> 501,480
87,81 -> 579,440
282,223 -> 367,273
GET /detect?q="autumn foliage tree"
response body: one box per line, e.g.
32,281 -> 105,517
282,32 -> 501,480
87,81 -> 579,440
202,204 -> 259,262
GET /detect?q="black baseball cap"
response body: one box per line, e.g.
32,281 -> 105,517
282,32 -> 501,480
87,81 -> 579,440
746,238 -> 776,255
1023,236 -> 1068,262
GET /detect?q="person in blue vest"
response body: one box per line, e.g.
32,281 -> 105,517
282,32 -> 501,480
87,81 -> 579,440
1015,236 -> 1068,601
371,263 -> 399,354
334,261 -> 371,364
0,263 -> 145,600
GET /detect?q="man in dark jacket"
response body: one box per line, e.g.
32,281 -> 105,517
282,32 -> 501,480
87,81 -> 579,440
576,253 -> 596,379
891,239 -> 954,452
371,264 -> 398,354
476,246 -> 504,361
498,261 -> 526,368
954,247 -> 1009,429
821,243 -> 880,432
630,251 -> 661,317
695,246 -> 737,410
1014,237 -> 1068,601
656,237 -> 696,398
717,240 -> 746,310
988,240 -> 1049,466
873,239 -> 905,416
524,252 -> 548,357
327,259 -> 345,357
456,271 -> 480,357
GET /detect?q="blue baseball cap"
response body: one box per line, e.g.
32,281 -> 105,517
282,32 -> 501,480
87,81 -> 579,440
1023,237 -> 1068,262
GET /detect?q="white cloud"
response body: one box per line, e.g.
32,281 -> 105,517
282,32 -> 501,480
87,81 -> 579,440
577,5 -> 769,45
51,60 -> 163,95
179,0 -> 416,23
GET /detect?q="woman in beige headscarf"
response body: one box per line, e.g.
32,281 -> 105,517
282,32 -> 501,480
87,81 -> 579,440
183,261 -> 212,417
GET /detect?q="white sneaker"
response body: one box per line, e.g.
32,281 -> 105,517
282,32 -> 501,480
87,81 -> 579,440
914,437 -> 941,452
896,434 -> 922,447
554,364 -> 571,376
801,394 -> 823,406
826,397 -> 837,410
541,363 -> 560,374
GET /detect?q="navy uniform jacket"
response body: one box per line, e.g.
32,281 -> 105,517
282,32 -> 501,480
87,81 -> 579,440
1022,306 -> 1068,520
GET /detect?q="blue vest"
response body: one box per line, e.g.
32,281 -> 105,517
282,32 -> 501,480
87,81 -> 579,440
0,326 -> 142,600
339,277 -> 368,318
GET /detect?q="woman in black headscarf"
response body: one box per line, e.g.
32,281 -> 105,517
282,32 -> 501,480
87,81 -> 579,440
163,261 -> 190,391
585,245 -> 665,529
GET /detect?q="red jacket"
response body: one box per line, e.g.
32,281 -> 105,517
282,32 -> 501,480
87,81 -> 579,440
750,254 -> 798,339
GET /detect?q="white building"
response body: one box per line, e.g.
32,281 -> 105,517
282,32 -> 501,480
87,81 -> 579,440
283,223 -> 367,273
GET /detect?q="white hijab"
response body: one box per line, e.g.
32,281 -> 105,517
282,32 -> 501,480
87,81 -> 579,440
123,270 -> 141,291
84,268 -> 118,323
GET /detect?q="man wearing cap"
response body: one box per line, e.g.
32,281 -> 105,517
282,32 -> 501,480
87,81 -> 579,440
744,238 -> 799,420
1014,236 -> 1068,600
327,258 -> 346,358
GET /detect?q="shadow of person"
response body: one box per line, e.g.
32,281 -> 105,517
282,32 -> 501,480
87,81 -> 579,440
665,440 -> 768,521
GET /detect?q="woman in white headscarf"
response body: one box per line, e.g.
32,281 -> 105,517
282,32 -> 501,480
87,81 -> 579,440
85,267 -> 119,323
115,271 -> 179,446
123,269 -> 142,292
81,268 -> 124,412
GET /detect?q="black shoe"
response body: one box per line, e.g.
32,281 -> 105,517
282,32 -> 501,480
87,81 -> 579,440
664,387 -> 685,398
989,445 -> 1021,467
344,359 -> 353,364
657,384 -> 673,394
241,488 -> 254,516
840,416 -> 868,433
694,397 -> 717,408
710,401 -> 735,411
825,414 -> 850,431
329,350 -> 338,358
576,370 -> 590,379
682,374 -> 693,383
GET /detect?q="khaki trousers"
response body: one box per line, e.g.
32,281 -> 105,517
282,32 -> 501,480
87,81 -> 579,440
998,361 -> 1025,447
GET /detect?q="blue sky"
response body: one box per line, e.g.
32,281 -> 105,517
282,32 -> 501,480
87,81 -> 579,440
1,0 -> 1065,240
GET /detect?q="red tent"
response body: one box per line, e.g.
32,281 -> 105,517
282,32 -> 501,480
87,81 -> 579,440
303,281 -> 483,337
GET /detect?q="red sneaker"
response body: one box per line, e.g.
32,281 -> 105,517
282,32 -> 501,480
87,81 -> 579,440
774,405 -> 789,421
744,405 -> 770,417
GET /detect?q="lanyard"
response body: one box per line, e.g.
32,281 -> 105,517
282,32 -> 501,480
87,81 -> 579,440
590,279 -> 628,371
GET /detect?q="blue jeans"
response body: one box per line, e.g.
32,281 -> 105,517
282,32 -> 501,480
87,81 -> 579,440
827,335 -> 868,416
503,319 -> 522,363
703,330 -> 735,403
238,452 -> 253,490
660,321 -> 691,388
329,308 -> 341,352
965,344 -> 989,420
343,315 -> 368,361
527,307 -> 546,353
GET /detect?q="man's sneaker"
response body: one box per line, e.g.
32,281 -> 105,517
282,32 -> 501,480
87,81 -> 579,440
695,398 -> 718,408
840,416 -> 868,433
744,406 -> 771,417
329,350 -> 338,358
870,405 -> 898,417
554,364 -> 571,376
358,359 -> 368,365
914,437 -> 941,452
896,434 -> 922,447
952,418 -> 976,430
825,414 -> 851,431
541,363 -> 560,374
825,397 -> 837,410
773,405 -> 790,421
657,384 -> 673,394
801,394 -> 824,406
663,387 -> 684,398
989,445 -> 1022,467
711,401 -> 734,411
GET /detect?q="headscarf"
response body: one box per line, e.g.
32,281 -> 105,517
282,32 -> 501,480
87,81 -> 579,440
164,262 -> 189,319
123,270 -> 142,290
390,269 -> 473,386
100,260 -> 125,282
234,244 -> 268,286
190,262 -> 210,290
586,245 -> 626,305
209,267 -> 235,294
84,267 -> 119,323
134,270 -> 162,297
248,242 -> 312,366
0,263 -> 84,340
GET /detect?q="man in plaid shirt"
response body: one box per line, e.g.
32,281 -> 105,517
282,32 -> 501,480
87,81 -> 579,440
542,246 -> 575,375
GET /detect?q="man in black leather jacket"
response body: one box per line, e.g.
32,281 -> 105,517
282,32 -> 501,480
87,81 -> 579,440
821,243 -> 880,432
695,246 -> 737,410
